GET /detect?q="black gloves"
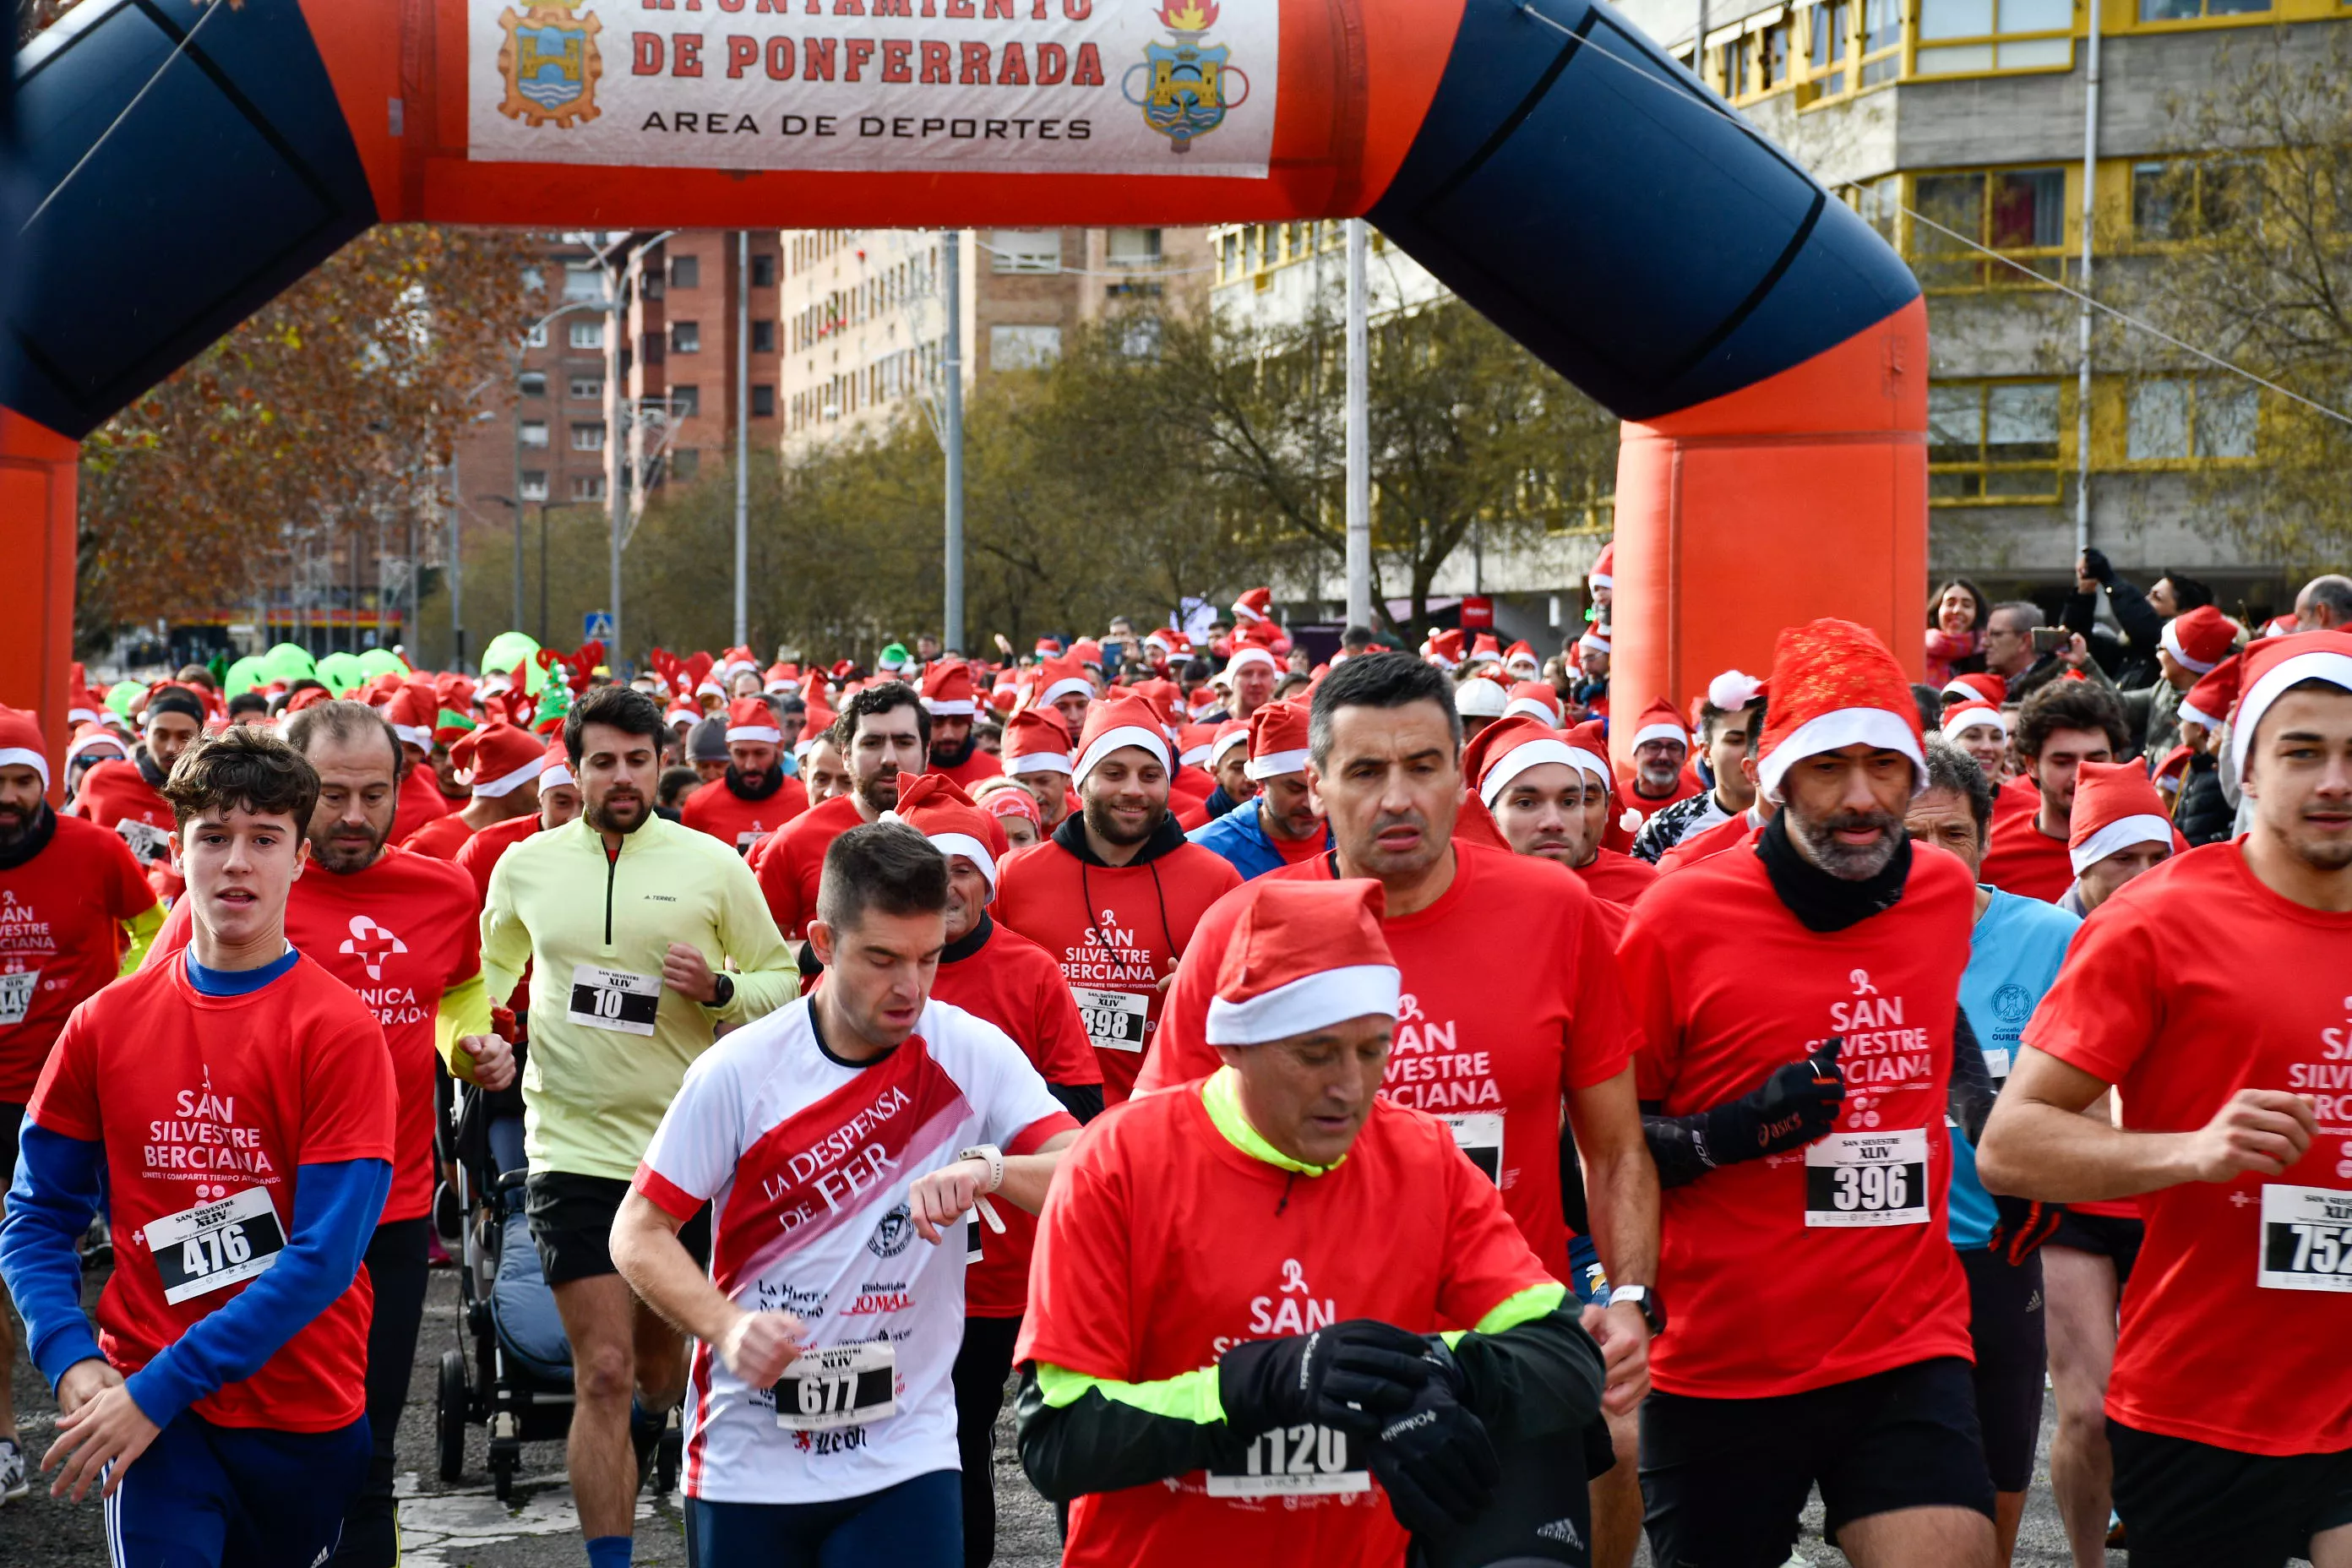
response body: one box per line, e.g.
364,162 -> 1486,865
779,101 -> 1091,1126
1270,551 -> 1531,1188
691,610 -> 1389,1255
1698,1035 -> 1844,1168
1217,1320 -> 1438,1436
1985,1194 -> 2065,1265
2081,547 -> 2116,585
1367,1380 -> 1500,1539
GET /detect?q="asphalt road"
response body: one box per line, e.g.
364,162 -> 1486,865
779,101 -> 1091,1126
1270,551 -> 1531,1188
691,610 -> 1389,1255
3,1266 -> 2132,1567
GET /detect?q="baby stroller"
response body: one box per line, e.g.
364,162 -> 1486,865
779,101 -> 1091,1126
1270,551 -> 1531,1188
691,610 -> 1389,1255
434,1064 -> 680,1500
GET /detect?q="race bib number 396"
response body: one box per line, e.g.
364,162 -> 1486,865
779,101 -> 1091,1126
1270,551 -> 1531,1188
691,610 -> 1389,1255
1804,1129 -> 1930,1228
2258,1184 -> 2352,1292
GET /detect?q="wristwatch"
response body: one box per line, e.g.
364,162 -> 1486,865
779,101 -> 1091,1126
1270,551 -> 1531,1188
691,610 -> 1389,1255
955,1144 -> 1005,1194
705,972 -> 735,1010
1609,1283 -> 1666,1337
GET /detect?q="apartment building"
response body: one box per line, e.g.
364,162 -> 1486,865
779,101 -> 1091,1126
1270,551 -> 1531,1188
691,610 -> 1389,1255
614,228 -> 786,489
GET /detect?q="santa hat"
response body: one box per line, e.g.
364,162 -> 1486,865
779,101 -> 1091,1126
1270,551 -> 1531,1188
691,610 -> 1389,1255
433,708 -> 476,749
1037,657 -> 1094,710
1502,681 -> 1565,726
1941,699 -> 2010,742
1502,640 -> 1540,678
451,724 -> 547,798
2229,630 -> 2352,782
1563,721 -> 1614,787
1130,678 -> 1185,725
886,775 -> 1008,896
379,684 -> 434,751
1463,715 -> 1604,808
1232,586 -> 1274,625
2262,613 -> 2301,639
798,700 -> 840,752
981,783 -> 1043,830
1072,694 -> 1172,785
721,645 -> 759,676
1706,669 -> 1766,716
285,686 -> 331,716
695,675 -> 727,704
1424,629 -> 1464,671
2177,653 -> 2239,732
2067,760 -> 2176,875
765,662 -> 802,694
67,723 -> 128,763
1206,717 -> 1252,771
1630,699 -> 1690,754
1454,676 -> 1509,720
1244,700 -> 1310,781
1587,542 -> 1614,592
920,662 -> 978,718
1757,618 -> 1926,803
539,738 -> 576,792
2160,605 -> 2235,676
1941,672 -> 2007,706
1225,644 -> 1280,679
725,695 -> 783,745
1004,708 -> 1075,776
1467,633 -> 1503,668
1205,879 -> 1400,1048
1175,724 -> 1217,769
1578,627 -> 1611,656
0,707 -> 51,791
664,700 -> 700,732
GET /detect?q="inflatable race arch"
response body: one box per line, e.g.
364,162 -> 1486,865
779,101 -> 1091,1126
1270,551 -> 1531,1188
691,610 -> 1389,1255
1,0 -> 1928,765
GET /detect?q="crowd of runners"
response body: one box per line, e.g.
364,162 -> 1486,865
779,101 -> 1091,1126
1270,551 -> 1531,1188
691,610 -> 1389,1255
0,556 -> 2347,1568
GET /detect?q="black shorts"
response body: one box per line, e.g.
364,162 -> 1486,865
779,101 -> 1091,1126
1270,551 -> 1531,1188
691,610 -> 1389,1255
2108,1418 -> 2352,1568
525,1171 -> 709,1288
2048,1210 -> 2143,1288
1640,1357 -> 1995,1567
1962,1247 -> 2046,1493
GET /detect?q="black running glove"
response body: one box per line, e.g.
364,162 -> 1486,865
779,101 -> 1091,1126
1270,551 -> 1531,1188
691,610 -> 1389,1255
1645,1037 -> 1845,1188
1218,1320 -> 1440,1437
1367,1381 -> 1500,1538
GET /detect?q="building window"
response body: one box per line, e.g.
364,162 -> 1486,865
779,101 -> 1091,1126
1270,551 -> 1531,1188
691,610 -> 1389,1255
1915,0 -> 2072,74
672,321 -> 700,354
519,471 -> 548,502
568,319 -> 603,350
525,322 -> 549,347
671,254 -> 700,290
569,375 -> 602,400
571,422 -> 606,452
2132,158 -> 2257,241
1928,380 -> 2063,501
1909,166 -> 2068,288
2140,0 -> 2266,19
1806,0 -> 1850,97
1859,0 -> 1902,83
989,324 -> 1063,370
571,473 -> 607,501
752,319 -> 775,354
1759,17 -> 1792,85
1107,227 -> 1162,267
562,264 -> 605,302
671,384 -> 700,418
752,384 -> 776,417
992,230 -> 1063,273
2127,378 -> 2257,460
519,419 -> 549,449
518,371 -> 547,398
751,253 -> 776,287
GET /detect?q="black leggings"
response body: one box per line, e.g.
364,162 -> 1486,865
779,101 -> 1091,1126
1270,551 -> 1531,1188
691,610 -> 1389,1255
1962,1246 -> 2046,1494
333,1217 -> 430,1568
951,1315 -> 1024,1568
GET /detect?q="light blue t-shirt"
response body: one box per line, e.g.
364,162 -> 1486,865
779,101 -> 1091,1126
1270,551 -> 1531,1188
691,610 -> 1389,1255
1948,886 -> 2082,1250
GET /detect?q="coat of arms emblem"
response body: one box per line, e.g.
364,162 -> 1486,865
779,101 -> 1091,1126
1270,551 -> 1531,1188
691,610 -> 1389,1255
497,0 -> 603,129
1124,1 -> 1250,155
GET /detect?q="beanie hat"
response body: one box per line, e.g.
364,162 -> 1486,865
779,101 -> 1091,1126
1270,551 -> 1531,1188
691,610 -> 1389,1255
1072,694 -> 1172,785
1244,700 -> 1310,781
1756,618 -> 1926,803
2229,630 -> 2352,783
0,707 -> 50,791
1462,715 -> 1601,808
1004,709 -> 1075,776
451,724 -> 547,798
2160,605 -> 2235,676
1205,879 -> 1400,1047
687,716 -> 731,763
1502,682 -> 1564,726
886,774 -> 1008,896
2067,760 -> 2176,875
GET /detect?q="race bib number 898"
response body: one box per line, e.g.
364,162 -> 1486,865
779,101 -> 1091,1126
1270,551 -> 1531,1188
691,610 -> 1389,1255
1073,988 -> 1147,1054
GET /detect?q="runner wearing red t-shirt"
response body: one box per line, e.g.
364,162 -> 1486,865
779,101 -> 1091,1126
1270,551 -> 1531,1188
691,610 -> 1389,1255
141,702 -> 494,1565
455,740 -> 582,909
385,685 -> 466,848
921,662 -> 1006,791
397,722 -> 544,862
0,726 -> 395,1567
1017,878 -> 1606,1567
681,697 -> 809,857
993,694 -> 1243,1102
1603,699 -> 1701,853
754,683 -> 928,942
67,685 -> 206,906
1617,620 -> 1994,1568
1467,715 -> 1658,912
1134,654 -> 1658,1568
1979,682 -> 2127,904
1979,635 -> 2352,1568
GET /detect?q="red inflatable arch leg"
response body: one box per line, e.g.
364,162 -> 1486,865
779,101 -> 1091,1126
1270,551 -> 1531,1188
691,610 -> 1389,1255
0,411 -> 78,799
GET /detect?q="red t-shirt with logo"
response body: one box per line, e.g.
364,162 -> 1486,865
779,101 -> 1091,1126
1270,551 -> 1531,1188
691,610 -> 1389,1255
2023,844 -> 2352,1456
683,775 -> 810,859
1016,1086 -> 1553,1568
400,810 -> 476,862
928,915 -> 1101,1318
0,815 -> 158,1102
24,952 -> 395,1430
993,835 -> 1243,1104
1619,839 -> 1975,1397
1136,842 -> 1637,1280
1576,847 -> 1660,906
391,765 -> 465,850
66,758 -> 182,905
1979,805 -> 2076,903
149,847 -> 481,1222
753,793 -> 865,939
456,813 -> 541,907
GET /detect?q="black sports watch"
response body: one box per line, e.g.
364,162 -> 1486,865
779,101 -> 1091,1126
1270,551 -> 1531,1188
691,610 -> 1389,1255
705,972 -> 735,1010
1610,1283 -> 1666,1337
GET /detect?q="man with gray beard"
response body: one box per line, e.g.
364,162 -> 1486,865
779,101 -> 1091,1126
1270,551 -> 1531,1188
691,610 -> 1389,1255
1616,619 -> 1997,1568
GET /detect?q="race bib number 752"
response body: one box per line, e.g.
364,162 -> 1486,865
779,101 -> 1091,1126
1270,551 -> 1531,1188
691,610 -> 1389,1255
2259,1185 -> 2352,1292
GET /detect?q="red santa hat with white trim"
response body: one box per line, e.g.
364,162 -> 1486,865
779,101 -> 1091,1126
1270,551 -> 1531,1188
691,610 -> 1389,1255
1502,640 -> 1541,679
385,684 -> 438,752
1462,715 -> 1607,808
1244,700 -> 1310,781
725,695 -> 784,745
2159,604 -> 2235,677
1036,656 -> 1094,710
885,774 -> 1010,896
1071,694 -> 1173,786
0,707 -> 51,792
1756,618 -> 1927,803
1232,586 -> 1274,625
2067,760 -> 2176,876
1501,681 -> 1564,726
2177,651 -> 2241,732
1940,699 -> 2009,743
1423,629 -> 1464,671
1587,541 -> 1614,593
1004,707 -> 1075,777
1941,672 -> 2006,706
1629,698 -> 1690,753
1176,723 -> 1217,770
538,737 -> 576,792
1577,625 -> 1611,657
765,662 -> 802,694
1467,633 -> 1503,669
1206,716 -> 1251,773
1563,721 -> 1614,789
2228,629 -> 2352,782
920,661 -> 979,718
1204,879 -> 1401,1048
1224,642 -> 1280,680
68,722 -> 128,763
450,723 -> 547,798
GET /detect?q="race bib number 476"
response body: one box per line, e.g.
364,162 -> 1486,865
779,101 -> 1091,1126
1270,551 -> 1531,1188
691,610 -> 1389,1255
146,1187 -> 286,1304
2259,1185 -> 2352,1292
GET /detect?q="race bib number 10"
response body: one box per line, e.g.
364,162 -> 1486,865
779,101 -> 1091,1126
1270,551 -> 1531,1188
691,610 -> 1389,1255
774,1342 -> 896,1431
146,1187 -> 286,1304
2258,1184 -> 2352,1292
1206,1423 -> 1369,1497
567,964 -> 662,1036
1805,1129 -> 1930,1228
1073,987 -> 1148,1054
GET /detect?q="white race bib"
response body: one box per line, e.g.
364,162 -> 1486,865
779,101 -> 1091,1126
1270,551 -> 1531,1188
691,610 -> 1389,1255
116,818 -> 172,867
1981,1047 -> 2012,1087
775,1342 -> 896,1431
1073,987 -> 1148,1054
1443,1113 -> 1504,1186
2257,1184 -> 2352,1292
1804,1129 -> 1930,1228
567,964 -> 662,1036
1206,1422 -> 1370,1497
734,830 -> 764,858
145,1187 -> 286,1304
0,968 -> 38,1027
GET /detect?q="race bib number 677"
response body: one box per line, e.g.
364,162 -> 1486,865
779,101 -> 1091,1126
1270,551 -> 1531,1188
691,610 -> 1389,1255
775,1342 -> 896,1431
2258,1185 -> 2352,1292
